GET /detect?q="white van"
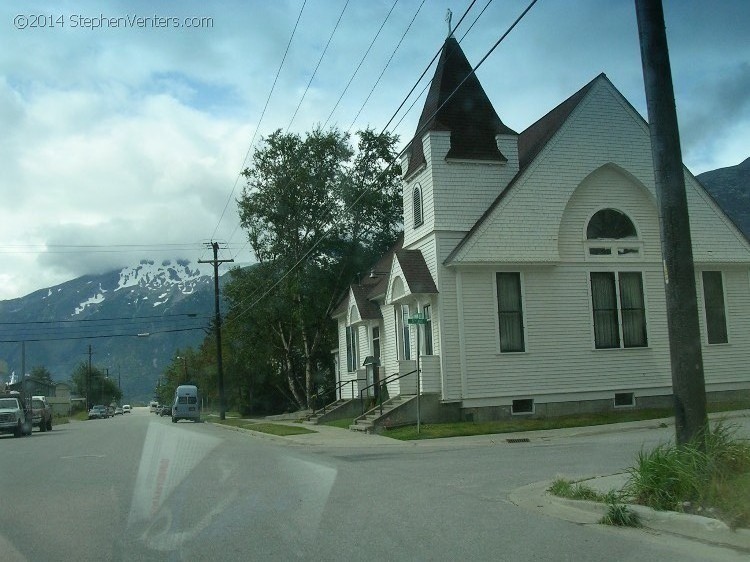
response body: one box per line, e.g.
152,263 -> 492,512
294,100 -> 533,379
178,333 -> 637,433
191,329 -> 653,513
172,385 -> 200,422
149,401 -> 158,413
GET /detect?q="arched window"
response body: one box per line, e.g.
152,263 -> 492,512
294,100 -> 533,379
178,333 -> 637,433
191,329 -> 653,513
585,209 -> 640,257
586,208 -> 636,240
413,184 -> 423,228
586,208 -> 647,349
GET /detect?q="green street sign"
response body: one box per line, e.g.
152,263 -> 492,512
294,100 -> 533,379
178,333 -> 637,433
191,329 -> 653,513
408,313 -> 427,325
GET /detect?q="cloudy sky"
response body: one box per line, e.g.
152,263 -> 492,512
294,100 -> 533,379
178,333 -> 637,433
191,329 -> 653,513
0,0 -> 747,300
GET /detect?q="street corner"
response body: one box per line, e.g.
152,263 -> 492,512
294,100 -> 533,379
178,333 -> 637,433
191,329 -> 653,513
629,504 -> 750,552
508,479 -> 607,525
508,478 -> 750,553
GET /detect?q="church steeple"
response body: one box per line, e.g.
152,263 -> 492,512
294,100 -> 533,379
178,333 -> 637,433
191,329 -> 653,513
404,37 -> 516,179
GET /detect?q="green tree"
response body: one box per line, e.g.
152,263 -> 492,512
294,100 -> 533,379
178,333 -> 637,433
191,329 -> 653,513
30,365 -> 53,383
71,362 -> 122,408
235,127 -> 401,409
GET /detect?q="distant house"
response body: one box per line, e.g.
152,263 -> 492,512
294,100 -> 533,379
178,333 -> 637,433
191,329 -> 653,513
7,375 -> 56,398
49,382 -> 72,416
331,36 -> 750,422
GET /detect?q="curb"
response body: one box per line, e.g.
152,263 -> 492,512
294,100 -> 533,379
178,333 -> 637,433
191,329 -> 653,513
509,479 -> 750,552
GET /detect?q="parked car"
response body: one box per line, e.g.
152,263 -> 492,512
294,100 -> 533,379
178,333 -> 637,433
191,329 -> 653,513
0,394 -> 32,437
31,396 -> 53,432
88,405 -> 108,419
159,405 -> 171,417
172,384 -> 200,423
122,405 -> 131,414
114,407 -> 123,416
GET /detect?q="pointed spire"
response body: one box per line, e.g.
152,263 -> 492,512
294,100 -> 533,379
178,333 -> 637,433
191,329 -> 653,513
405,37 -> 516,178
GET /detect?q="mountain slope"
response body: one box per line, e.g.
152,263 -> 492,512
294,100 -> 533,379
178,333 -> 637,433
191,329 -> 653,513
697,157 -> 750,238
0,260 -> 218,403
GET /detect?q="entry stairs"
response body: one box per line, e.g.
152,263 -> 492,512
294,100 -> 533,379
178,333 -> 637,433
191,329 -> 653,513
302,398 -> 351,425
349,394 -> 416,433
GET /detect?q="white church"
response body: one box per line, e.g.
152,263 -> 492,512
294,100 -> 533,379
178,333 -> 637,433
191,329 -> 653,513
331,35 -> 750,425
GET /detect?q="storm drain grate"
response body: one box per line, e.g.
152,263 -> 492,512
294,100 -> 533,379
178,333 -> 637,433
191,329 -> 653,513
506,438 -> 530,443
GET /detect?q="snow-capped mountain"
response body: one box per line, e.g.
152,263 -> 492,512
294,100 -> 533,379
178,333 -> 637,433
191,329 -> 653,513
0,259 -> 224,403
50,259 -> 212,317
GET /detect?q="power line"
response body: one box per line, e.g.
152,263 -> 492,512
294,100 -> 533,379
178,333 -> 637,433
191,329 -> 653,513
224,0 -> 350,256
222,2 -> 485,314
0,312 -> 210,326
379,0 -> 480,134
382,0 -> 496,138
220,1 -> 487,320
211,0 -> 308,242
225,1 -> 479,259
220,0 -> 487,321
321,0 -> 400,130
0,326 -> 207,344
287,0 -> 350,132
224,0 -> 539,326
346,0 -> 427,132
459,0 -> 494,42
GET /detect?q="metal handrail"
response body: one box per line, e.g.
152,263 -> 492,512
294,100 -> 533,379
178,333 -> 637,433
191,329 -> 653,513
310,386 -> 328,416
337,379 -> 356,401
311,379 -> 356,416
360,369 -> 418,416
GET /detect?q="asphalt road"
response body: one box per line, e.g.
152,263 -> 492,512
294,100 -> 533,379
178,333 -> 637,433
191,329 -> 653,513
0,408 -> 747,561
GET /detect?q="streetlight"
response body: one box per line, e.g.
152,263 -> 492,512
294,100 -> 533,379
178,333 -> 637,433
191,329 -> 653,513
176,356 -> 188,384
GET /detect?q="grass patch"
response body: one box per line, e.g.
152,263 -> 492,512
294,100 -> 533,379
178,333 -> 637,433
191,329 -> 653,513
548,478 -> 621,503
203,410 -> 242,419
626,421 -> 750,529
323,417 -> 355,429
600,501 -> 641,527
708,401 -> 750,414
383,409 -> 675,440
549,478 -> 641,527
213,418 -> 316,436
71,410 -> 89,421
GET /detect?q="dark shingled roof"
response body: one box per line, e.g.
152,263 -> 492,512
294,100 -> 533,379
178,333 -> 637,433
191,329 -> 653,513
395,250 -> 438,294
331,235 -> 403,318
366,234 -> 403,298
518,74 -> 601,169
405,37 -> 516,178
351,285 -> 382,320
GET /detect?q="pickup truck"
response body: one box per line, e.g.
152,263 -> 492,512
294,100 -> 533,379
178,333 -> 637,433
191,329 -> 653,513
31,396 -> 53,432
0,394 -> 32,437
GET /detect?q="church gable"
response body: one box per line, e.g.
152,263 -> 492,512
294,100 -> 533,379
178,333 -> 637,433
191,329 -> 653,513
557,164 -> 661,262
445,74 -> 750,266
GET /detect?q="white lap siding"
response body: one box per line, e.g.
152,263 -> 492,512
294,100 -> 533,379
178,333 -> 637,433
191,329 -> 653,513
697,267 -> 750,389
379,302 -> 400,397
337,319 -> 357,388
457,264 -> 671,401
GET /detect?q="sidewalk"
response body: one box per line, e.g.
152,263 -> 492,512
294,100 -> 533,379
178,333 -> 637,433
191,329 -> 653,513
210,417 -> 407,448
509,475 -> 750,552
210,409 -> 750,552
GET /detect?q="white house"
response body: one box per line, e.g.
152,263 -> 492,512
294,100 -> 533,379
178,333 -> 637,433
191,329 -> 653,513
331,36 -> 750,422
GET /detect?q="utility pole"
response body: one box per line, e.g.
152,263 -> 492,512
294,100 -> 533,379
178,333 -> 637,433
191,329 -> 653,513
635,0 -> 707,446
199,241 -> 233,420
87,345 -> 93,410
